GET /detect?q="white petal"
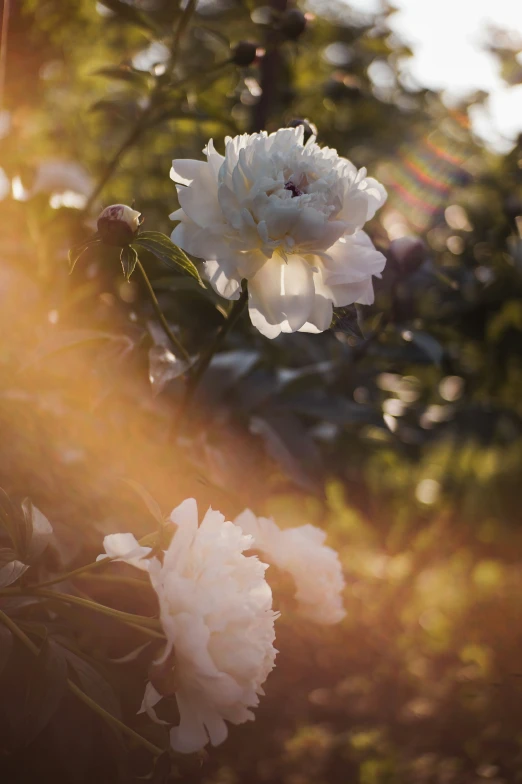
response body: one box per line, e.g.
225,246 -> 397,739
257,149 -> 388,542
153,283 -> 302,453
170,690 -> 210,753
248,255 -> 315,337
204,259 -> 242,300
177,165 -> 222,229
138,682 -> 168,725
98,533 -> 151,571
205,139 -> 225,180
170,159 -> 207,186
360,177 -> 387,221
321,231 -> 386,286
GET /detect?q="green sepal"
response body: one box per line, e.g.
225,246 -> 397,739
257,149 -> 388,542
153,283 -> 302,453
120,245 -> 138,281
68,237 -> 101,273
133,231 -> 203,285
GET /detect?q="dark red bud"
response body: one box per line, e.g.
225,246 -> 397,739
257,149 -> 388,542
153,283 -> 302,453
232,41 -> 260,67
280,9 -> 307,40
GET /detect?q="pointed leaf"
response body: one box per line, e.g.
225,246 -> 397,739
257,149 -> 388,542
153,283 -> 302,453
68,239 -> 100,273
133,232 -> 203,284
0,560 -> 29,588
120,245 -> 138,281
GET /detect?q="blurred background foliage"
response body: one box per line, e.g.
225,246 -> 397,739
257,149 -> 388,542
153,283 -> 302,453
1,0 -> 522,782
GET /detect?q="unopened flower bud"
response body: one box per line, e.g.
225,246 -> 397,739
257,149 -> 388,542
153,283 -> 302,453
388,236 -> 427,275
232,41 -> 260,67
97,204 -> 141,246
286,118 -> 317,144
280,8 -> 307,40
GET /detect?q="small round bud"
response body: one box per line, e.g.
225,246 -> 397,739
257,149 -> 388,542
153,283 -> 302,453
280,8 -> 307,40
286,118 -> 317,144
232,41 -> 260,67
97,204 -> 141,246
388,236 -> 427,275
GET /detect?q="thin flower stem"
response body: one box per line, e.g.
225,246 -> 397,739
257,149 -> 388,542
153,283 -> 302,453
84,120 -> 146,213
170,0 -> 198,70
32,588 -> 162,630
174,285 -> 248,434
31,531 -> 159,590
0,610 -> 162,757
137,259 -> 191,364
66,679 -> 163,756
188,286 -> 248,397
0,0 -> 10,113
0,607 -> 39,655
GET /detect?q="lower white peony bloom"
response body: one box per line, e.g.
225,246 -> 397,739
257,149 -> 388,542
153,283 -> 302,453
234,510 -> 346,625
170,125 -> 387,338
100,499 -> 277,753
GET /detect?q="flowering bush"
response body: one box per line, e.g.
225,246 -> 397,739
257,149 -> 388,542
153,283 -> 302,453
1,1 -> 522,783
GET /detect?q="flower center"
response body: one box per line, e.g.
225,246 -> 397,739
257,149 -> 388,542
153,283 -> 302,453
284,181 -> 302,198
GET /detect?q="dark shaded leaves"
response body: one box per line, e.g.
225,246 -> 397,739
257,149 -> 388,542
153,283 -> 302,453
0,625 -> 13,675
63,647 -> 122,721
21,638 -> 67,747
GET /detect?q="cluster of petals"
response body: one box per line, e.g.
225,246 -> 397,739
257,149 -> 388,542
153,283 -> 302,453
170,125 -> 387,338
101,499 -> 277,753
235,510 -> 346,625
100,499 -> 346,753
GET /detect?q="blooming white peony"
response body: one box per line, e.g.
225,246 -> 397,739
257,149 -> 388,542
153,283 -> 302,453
170,125 -> 387,338
99,499 -> 277,753
234,510 -> 346,625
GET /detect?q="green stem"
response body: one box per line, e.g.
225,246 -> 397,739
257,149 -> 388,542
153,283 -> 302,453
0,610 -> 162,757
0,607 -> 39,654
187,286 -> 248,399
137,259 -> 191,364
33,555 -> 115,589
31,588 -> 163,632
31,531 -> 160,590
84,119 -> 147,213
67,679 -> 162,756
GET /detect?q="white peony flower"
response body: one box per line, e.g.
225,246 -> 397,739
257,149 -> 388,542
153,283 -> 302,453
170,125 -> 387,338
234,510 -> 346,625
99,498 -> 277,754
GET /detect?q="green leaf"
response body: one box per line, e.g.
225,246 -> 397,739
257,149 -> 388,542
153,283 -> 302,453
62,648 -> 122,721
122,478 -> 164,526
133,232 -> 203,284
22,638 -> 67,747
68,238 -> 100,273
120,245 -> 138,281
0,625 -> 13,675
